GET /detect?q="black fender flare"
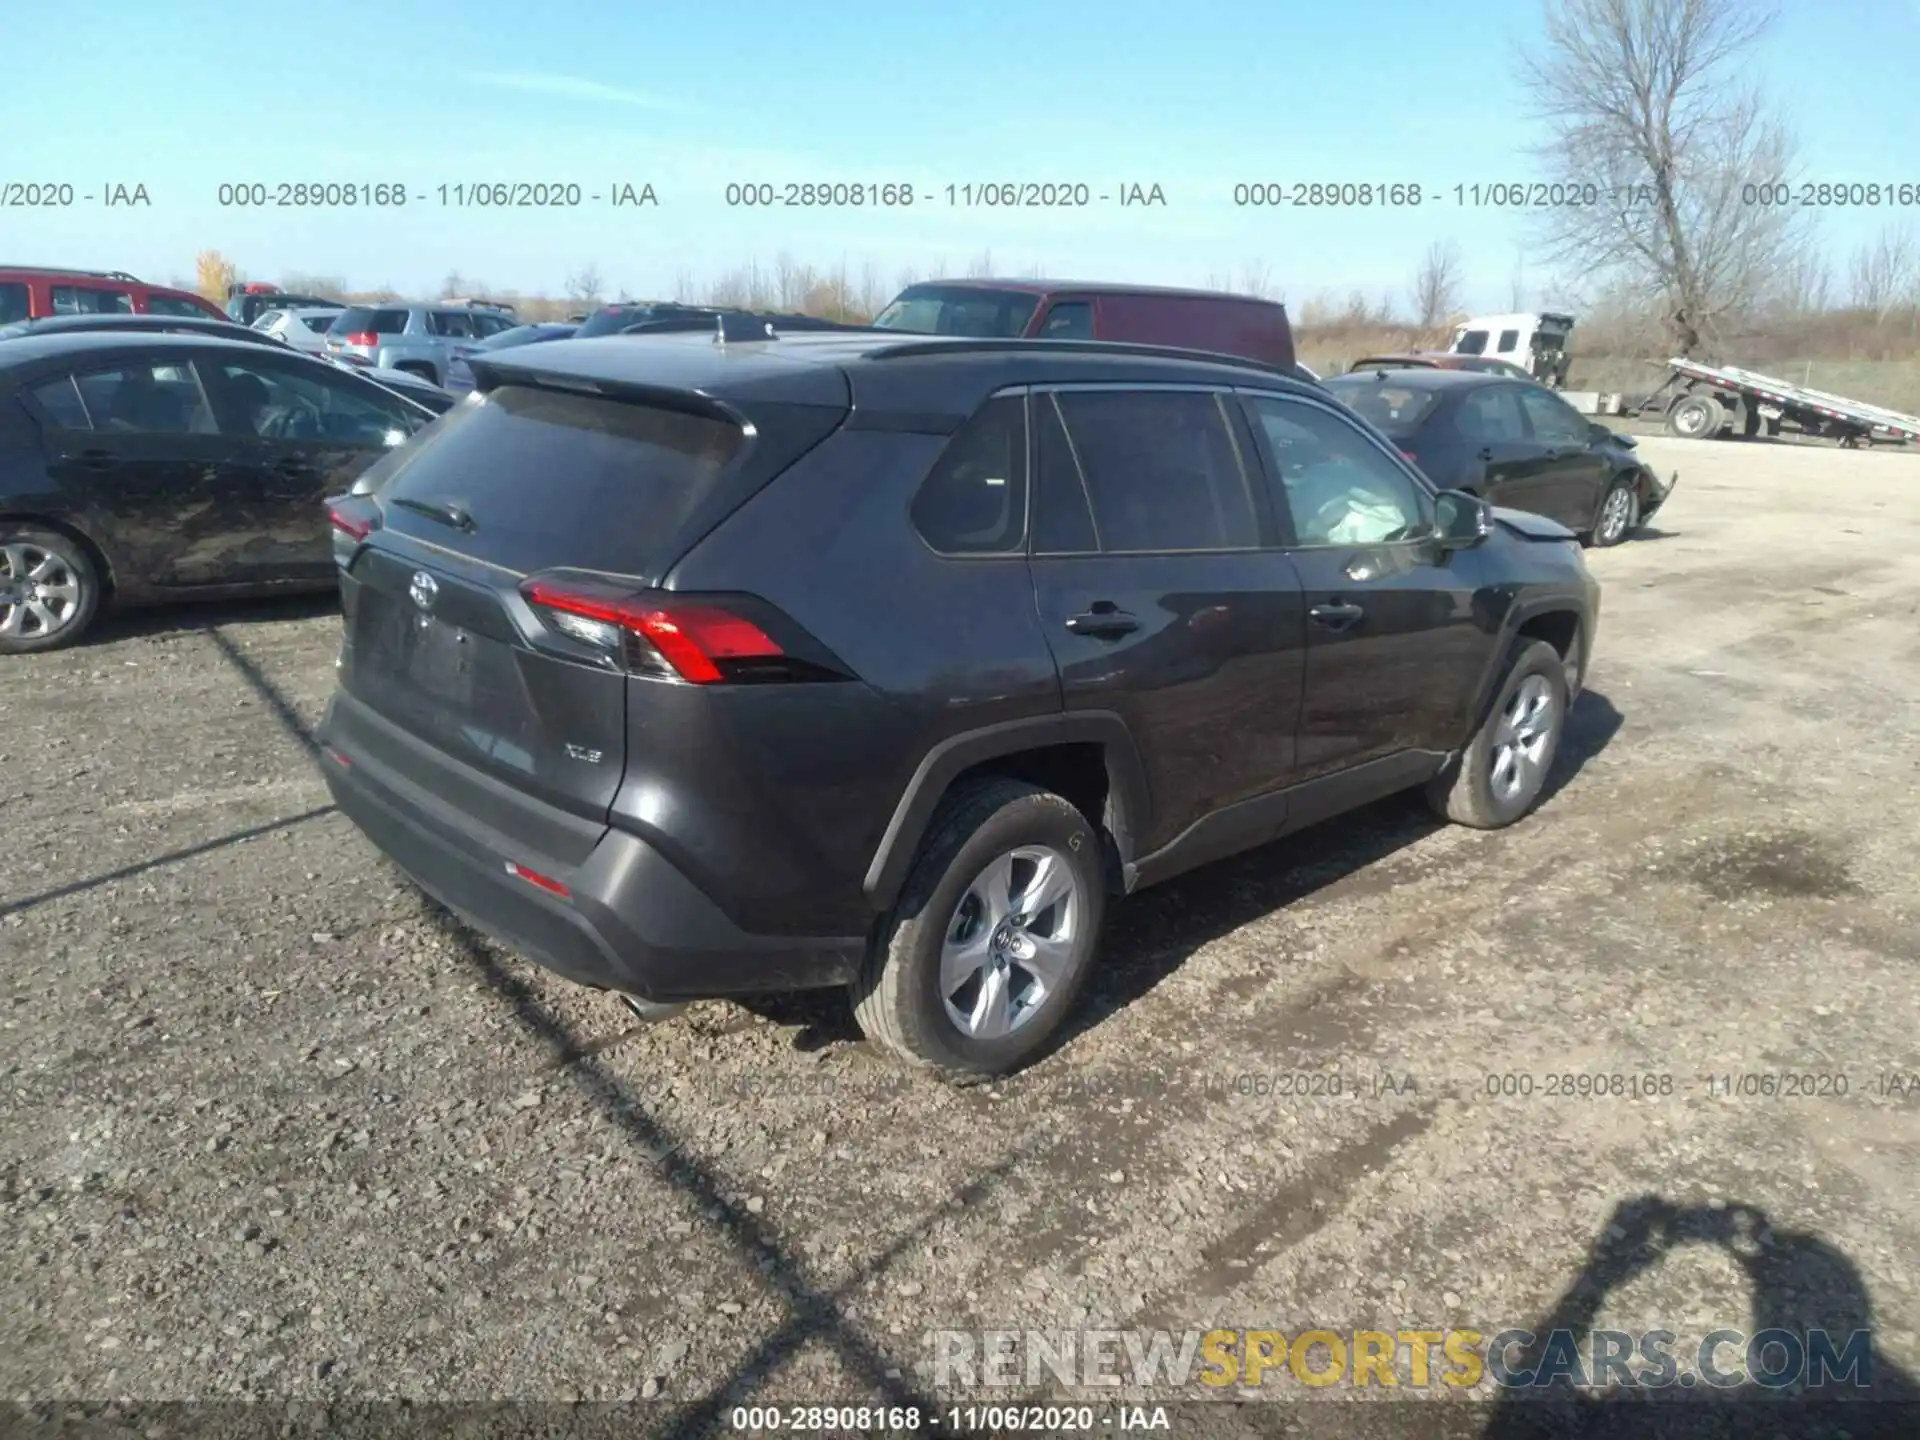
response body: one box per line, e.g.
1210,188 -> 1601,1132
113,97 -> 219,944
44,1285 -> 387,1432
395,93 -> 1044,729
862,711 -> 1151,913
1465,592 -> 1590,726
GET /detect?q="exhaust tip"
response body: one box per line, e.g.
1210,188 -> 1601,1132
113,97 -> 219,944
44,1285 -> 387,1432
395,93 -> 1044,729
618,992 -> 688,1024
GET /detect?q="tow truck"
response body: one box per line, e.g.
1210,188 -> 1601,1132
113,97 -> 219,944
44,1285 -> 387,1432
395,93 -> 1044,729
1638,357 -> 1920,448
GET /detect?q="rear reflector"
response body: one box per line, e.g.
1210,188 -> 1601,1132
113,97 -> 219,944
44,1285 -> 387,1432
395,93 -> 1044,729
504,860 -> 570,898
520,579 -> 783,684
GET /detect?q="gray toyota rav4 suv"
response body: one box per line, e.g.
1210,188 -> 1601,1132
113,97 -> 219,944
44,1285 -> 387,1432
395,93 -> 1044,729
319,326 -> 1599,1076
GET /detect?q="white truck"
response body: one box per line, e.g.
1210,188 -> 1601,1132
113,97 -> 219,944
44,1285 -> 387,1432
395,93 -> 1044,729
1449,312 -> 1575,388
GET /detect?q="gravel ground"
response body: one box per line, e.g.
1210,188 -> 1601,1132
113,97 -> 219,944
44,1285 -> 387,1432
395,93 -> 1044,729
4,434 -> 1919,1437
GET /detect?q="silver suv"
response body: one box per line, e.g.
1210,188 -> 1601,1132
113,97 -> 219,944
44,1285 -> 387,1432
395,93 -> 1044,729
323,302 -> 516,385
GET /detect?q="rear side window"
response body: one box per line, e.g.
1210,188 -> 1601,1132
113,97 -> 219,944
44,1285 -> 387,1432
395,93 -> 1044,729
52,286 -> 133,315
1456,387 -> 1526,441
378,385 -> 746,575
73,362 -> 217,435
0,284 -> 29,324
909,395 -> 1027,555
28,376 -> 92,430
429,310 -> 478,338
1496,329 -> 1520,354
1048,390 -> 1259,554
145,294 -> 208,318
301,313 -> 337,332
1455,329 -> 1488,355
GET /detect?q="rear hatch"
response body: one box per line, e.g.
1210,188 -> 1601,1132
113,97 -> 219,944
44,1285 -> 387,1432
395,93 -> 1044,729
329,363 -> 848,857
327,305 -> 406,361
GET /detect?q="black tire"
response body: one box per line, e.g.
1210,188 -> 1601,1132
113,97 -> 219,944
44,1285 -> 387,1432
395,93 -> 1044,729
1666,394 -> 1723,439
1587,475 -> 1639,548
852,778 -> 1105,1077
0,525 -> 102,654
1425,639 -> 1568,829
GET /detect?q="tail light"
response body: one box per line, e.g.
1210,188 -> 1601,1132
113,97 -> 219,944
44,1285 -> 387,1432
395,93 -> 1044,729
327,494 -> 381,569
343,330 -> 378,347
520,574 -> 847,685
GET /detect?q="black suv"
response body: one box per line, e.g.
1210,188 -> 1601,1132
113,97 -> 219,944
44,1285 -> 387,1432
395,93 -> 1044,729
318,330 -> 1600,1075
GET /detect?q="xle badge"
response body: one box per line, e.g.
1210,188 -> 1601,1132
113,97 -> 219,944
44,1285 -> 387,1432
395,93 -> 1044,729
565,745 -> 603,764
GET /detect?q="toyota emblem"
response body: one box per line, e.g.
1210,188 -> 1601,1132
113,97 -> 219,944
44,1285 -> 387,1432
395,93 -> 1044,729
409,571 -> 439,611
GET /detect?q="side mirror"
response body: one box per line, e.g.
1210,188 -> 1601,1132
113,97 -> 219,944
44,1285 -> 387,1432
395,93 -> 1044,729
1433,490 -> 1493,550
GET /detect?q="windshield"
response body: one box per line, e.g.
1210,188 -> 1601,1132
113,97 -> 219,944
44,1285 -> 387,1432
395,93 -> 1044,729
871,285 -> 1040,338
1321,377 -> 1442,436
1453,329 -> 1489,355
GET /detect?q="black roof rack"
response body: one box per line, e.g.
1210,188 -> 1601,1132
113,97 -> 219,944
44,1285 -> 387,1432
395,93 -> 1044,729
2,264 -> 143,283
857,336 -> 1307,379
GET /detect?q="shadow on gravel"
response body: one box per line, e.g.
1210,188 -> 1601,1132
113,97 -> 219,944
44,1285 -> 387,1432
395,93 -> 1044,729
79,588 -> 337,647
0,804 -> 334,918
1479,1194 -> 1920,1440
206,628 -> 956,1432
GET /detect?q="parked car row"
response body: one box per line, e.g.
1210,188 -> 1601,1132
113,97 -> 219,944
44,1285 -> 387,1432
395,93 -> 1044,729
2,265 -> 227,325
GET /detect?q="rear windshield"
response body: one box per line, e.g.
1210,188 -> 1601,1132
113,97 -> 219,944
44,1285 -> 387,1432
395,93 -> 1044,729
331,307 -> 408,335
1321,376 -> 1443,436
871,285 -> 1040,338
376,384 -> 747,575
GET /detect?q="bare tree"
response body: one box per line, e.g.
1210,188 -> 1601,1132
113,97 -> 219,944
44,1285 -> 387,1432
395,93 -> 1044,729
1519,0 -> 1809,357
439,270 -> 465,300
1237,260 -> 1275,300
280,272 -> 348,299
856,260 -> 888,318
1412,240 -> 1464,328
565,264 -> 605,306
965,249 -> 996,279
1509,249 -> 1528,310
1848,226 -> 1918,323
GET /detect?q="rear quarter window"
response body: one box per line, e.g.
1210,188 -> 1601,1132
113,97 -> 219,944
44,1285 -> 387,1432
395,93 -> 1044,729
909,395 -> 1027,555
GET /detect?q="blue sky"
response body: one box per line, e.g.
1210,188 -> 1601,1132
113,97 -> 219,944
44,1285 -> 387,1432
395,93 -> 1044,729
4,0 -> 1914,311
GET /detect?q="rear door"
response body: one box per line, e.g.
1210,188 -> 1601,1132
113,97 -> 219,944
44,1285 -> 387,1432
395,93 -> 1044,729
50,282 -> 134,317
1454,383 -> 1557,514
1025,384 -> 1307,857
199,351 -> 420,579
332,384 -> 755,840
1514,384 -> 1610,528
28,355 -> 267,586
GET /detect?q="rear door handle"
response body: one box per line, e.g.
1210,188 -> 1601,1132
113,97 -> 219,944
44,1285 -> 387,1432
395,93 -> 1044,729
1309,601 -> 1365,630
1065,607 -> 1139,638
78,449 -> 117,470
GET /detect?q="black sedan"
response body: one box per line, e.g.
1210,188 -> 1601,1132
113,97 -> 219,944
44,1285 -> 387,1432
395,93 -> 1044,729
2,313 -> 457,416
1322,367 -> 1675,545
0,331 -> 431,652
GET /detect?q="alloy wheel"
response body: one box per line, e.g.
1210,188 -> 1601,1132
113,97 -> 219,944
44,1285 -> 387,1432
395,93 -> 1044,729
938,845 -> 1083,1041
1489,674 -> 1557,806
0,543 -> 84,642
1598,484 -> 1636,543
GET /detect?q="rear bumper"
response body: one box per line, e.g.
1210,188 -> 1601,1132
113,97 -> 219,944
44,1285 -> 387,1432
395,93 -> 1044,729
317,695 -> 866,1003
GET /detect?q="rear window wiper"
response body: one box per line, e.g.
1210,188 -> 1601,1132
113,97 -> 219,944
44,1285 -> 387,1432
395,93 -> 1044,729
389,495 -> 474,532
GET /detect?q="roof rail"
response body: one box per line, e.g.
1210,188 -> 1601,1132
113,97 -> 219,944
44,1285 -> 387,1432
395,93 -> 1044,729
1,264 -> 143,283
859,336 -> 1306,378
620,312 -> 888,343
